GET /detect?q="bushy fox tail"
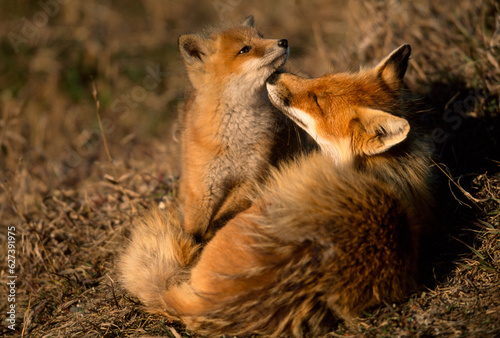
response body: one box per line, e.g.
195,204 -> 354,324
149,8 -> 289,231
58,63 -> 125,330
118,202 -> 200,315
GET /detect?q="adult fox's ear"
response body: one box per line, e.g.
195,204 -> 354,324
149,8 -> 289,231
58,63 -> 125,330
358,107 -> 410,155
241,15 -> 255,27
374,44 -> 411,91
178,34 -> 211,67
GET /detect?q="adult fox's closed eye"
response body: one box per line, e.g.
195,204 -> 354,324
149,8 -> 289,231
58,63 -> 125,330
119,44 -> 435,337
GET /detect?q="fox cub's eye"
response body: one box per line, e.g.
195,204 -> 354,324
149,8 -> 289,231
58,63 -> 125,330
238,46 -> 251,54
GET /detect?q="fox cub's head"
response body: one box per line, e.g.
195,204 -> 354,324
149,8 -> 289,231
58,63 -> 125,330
267,44 -> 412,164
178,16 -> 289,94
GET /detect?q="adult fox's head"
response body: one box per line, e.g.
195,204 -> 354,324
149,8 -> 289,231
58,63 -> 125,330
267,44 -> 412,164
178,16 -> 289,96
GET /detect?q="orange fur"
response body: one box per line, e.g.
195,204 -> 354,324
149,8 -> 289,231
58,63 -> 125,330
120,44 -> 435,336
178,16 -> 303,241
118,201 -> 199,314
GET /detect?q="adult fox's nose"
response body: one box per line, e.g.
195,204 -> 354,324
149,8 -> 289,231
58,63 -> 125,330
278,39 -> 288,48
267,72 -> 282,85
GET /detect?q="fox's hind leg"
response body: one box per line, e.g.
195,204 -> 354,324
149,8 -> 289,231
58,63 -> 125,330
182,173 -> 231,242
206,180 -> 255,240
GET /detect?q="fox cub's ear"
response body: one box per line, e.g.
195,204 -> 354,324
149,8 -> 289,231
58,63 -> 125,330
241,15 -> 255,27
359,107 -> 410,155
374,44 -> 411,91
178,34 -> 211,67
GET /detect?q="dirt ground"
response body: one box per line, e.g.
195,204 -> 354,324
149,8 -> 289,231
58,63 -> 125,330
1,0 -> 499,337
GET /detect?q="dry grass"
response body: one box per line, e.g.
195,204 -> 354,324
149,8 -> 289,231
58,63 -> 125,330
0,0 -> 499,337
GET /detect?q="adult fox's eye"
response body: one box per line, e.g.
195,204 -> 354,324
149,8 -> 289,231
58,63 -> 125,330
238,46 -> 251,54
312,93 -> 321,108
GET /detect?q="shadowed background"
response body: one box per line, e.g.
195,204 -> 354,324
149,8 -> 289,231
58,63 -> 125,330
1,0 -> 499,336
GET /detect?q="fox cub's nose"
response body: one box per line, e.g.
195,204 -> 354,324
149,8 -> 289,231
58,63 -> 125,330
278,39 -> 288,48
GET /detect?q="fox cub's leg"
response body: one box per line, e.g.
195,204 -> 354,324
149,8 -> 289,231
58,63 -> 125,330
205,180 -> 256,240
182,154 -> 258,241
182,185 -> 216,242
182,173 -> 233,242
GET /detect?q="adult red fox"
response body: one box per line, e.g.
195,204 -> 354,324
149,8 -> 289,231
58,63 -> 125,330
120,44 -> 434,336
177,16 -> 302,241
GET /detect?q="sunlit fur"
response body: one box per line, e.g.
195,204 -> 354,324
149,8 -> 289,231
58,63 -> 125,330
177,17 -> 302,241
266,44 -> 413,165
118,201 -> 199,313
120,44 -> 435,337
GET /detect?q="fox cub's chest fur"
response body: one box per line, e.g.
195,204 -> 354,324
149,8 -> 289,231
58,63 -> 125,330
217,95 -> 276,153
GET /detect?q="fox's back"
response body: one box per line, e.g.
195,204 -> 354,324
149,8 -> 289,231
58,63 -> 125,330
179,151 -> 426,336
258,152 -> 421,313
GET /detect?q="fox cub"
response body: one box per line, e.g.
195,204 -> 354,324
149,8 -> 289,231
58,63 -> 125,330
177,16 -> 302,241
120,44 -> 434,336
